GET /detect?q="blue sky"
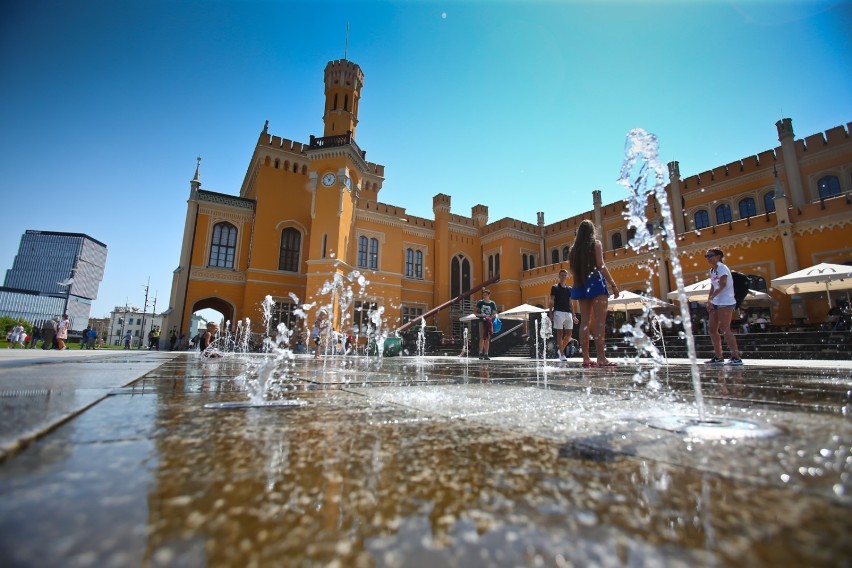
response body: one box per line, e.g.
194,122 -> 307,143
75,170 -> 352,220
1,0 -> 850,320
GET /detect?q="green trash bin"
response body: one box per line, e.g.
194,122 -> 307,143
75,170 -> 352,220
367,336 -> 402,357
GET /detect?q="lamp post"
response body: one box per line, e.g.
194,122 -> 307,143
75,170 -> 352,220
59,267 -> 77,326
139,278 -> 150,349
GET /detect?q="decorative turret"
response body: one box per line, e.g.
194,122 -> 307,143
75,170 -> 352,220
190,156 -> 202,197
433,193 -> 451,215
323,59 -> 364,138
775,117 -> 805,207
472,204 -> 488,228
592,189 -> 603,239
667,160 -> 685,235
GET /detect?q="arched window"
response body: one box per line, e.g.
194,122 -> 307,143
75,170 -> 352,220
627,227 -> 636,241
529,255 -> 536,269
694,210 -> 709,229
489,255 -> 495,278
611,232 -> 623,249
357,236 -> 368,267
818,175 -> 841,199
209,222 -> 237,268
495,253 -> 500,276
368,238 -> 379,269
522,254 -> 528,271
274,159 -> 280,169
551,250 -> 559,264
715,204 -> 732,224
415,250 -> 423,278
738,197 -> 756,219
278,228 -> 301,272
763,191 -> 776,213
405,248 -> 414,277
451,255 -> 471,299
562,246 -> 570,261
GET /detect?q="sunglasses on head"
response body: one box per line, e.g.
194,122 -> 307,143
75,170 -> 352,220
705,253 -> 717,258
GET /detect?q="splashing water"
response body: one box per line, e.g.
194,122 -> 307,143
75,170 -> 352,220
617,128 -> 704,419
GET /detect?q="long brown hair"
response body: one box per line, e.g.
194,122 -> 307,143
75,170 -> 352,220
568,219 -> 597,286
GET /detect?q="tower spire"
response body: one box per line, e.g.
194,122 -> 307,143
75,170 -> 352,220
190,156 -> 202,195
344,22 -> 349,60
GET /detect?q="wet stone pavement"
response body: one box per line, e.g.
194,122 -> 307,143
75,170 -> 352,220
0,351 -> 850,567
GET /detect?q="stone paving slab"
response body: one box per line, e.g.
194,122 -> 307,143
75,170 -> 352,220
0,350 -> 177,458
0,351 -> 850,566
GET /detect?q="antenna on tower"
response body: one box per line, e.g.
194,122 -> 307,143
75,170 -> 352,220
344,22 -> 349,60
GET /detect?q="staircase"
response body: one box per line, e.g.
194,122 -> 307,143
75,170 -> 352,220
602,330 -> 852,360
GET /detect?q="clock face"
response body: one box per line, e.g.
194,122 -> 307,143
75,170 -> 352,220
322,173 -> 336,187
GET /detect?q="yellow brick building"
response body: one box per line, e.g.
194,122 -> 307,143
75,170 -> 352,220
163,58 -> 852,341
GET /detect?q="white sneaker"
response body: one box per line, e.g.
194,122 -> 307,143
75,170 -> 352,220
558,353 -> 567,362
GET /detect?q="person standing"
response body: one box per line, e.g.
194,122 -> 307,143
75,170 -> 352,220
704,248 -> 743,365
55,314 -> 70,351
476,289 -> 498,360
311,310 -> 330,359
87,327 -> 97,349
81,326 -> 91,349
41,317 -> 57,350
568,220 -> 619,368
169,327 -> 178,350
9,323 -> 25,349
550,269 -> 579,362
123,330 -> 133,349
147,326 -> 160,350
28,326 -> 41,349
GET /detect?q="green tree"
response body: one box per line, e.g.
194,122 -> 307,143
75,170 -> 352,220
0,316 -> 32,336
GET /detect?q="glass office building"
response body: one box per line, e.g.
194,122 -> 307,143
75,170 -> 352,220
0,230 -> 107,329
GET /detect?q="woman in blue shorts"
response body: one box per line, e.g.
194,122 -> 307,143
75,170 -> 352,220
569,220 -> 619,367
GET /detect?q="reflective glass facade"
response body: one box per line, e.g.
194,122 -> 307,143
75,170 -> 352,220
0,230 -> 107,329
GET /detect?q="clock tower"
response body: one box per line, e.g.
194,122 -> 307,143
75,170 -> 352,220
305,59 -> 373,316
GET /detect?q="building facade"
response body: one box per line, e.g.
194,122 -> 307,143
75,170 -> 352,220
107,307 -> 163,348
163,58 -> 852,341
1,230 -> 107,329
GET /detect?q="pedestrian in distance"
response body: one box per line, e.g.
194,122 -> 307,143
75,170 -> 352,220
703,248 -> 743,366
476,289 -> 498,360
311,310 -> 331,358
41,317 -> 57,350
550,269 -> 579,362
55,314 -> 70,351
568,219 -> 619,368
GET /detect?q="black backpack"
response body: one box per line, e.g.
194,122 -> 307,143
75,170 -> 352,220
731,271 -> 750,309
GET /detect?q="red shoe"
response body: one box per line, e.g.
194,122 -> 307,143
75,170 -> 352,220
582,361 -> 598,368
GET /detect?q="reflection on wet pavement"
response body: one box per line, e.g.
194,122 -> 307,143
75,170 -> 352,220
0,354 -> 850,566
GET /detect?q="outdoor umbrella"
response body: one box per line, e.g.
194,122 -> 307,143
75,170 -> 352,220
667,279 -> 713,302
607,291 -> 671,312
771,262 -> 852,306
667,279 -> 775,305
498,303 -> 548,320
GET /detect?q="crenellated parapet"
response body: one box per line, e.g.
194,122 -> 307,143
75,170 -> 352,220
257,132 -> 308,154
432,193 -> 451,214
681,150 -> 778,190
